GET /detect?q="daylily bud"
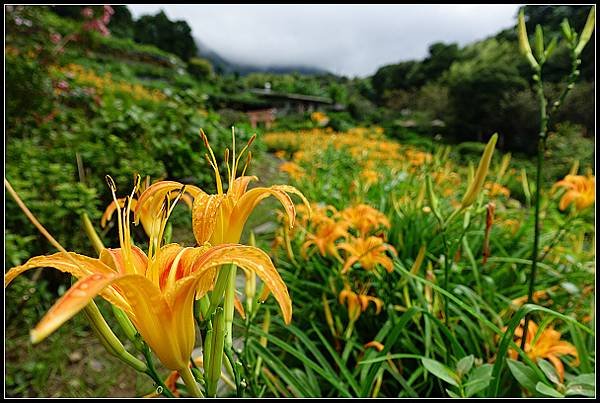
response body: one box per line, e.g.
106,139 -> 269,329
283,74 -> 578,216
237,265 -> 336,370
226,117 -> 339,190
259,308 -> 271,348
561,18 -> 573,42
410,245 -> 426,275
521,168 -> 532,205
81,301 -> 147,372
575,6 -> 595,56
460,133 -> 498,209
112,305 -> 143,351
496,153 -> 511,182
426,175 -> 442,222
322,294 -> 336,337
518,10 -> 540,69
534,24 -> 545,63
569,160 -> 580,176
544,37 -> 558,60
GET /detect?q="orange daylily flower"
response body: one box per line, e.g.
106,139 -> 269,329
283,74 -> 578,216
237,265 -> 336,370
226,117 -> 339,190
298,202 -> 338,229
301,217 -> 349,260
100,175 -> 196,237
5,178 -> 292,372
337,236 -> 397,274
338,283 -> 383,322
507,320 -> 579,382
484,182 -> 511,198
360,169 -> 380,187
135,130 -> 310,246
340,204 -> 390,237
551,174 -> 595,211
279,161 -> 305,180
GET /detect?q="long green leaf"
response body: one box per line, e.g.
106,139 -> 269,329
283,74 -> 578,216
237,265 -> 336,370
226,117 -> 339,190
249,324 -> 352,397
359,307 -> 419,396
312,324 -> 361,396
249,339 -> 311,397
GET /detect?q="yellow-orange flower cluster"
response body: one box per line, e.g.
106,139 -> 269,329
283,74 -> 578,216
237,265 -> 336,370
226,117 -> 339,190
297,202 -> 395,274
310,111 -> 329,126
551,174 -> 595,211
53,63 -> 166,103
485,182 -> 511,198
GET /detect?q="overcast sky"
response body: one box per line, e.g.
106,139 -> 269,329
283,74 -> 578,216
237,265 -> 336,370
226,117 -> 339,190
129,4 -> 523,77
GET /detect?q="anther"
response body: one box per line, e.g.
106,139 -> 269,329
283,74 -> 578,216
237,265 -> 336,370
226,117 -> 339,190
105,175 -> 117,192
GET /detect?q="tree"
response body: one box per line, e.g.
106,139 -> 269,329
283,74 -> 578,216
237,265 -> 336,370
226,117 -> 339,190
133,10 -> 198,61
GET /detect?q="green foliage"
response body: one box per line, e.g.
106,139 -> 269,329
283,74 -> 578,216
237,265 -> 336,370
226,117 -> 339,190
544,122 -> 594,180
187,57 -> 214,80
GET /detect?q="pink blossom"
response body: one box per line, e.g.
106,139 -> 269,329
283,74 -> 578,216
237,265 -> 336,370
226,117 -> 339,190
50,32 -> 62,44
81,7 -> 94,19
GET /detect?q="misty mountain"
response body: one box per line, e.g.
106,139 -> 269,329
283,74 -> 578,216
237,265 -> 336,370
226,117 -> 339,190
195,38 -> 330,76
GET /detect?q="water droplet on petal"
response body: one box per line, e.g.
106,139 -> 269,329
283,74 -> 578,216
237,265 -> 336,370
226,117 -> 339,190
79,283 -> 89,290
72,290 -> 87,298
92,274 -> 103,281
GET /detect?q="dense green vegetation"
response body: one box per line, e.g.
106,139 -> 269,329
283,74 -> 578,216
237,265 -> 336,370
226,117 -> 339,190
4,5 -> 595,398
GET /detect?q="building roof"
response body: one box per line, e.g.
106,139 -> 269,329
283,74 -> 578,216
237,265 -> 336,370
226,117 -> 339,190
250,89 -> 333,104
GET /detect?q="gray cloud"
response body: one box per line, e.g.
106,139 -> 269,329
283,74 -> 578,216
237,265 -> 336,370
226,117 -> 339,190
128,4 -> 523,77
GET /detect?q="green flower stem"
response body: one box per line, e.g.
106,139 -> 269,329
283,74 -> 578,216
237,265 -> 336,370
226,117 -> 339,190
520,69 -> 546,352
207,308 -> 226,397
140,340 -> 175,398
179,365 -> 204,397
224,346 -> 243,397
344,317 -> 357,339
81,212 -> 104,255
538,215 -> 578,262
439,228 -> 451,364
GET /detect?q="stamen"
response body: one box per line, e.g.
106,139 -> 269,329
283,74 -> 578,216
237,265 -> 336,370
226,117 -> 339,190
234,134 -> 256,180
225,148 -> 231,190
105,175 -> 117,192
241,151 -> 252,177
201,128 -> 224,195
231,127 -> 236,188
106,175 -> 125,249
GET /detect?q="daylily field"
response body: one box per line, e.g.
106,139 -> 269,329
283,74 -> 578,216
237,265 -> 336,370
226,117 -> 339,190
4,5 -> 596,398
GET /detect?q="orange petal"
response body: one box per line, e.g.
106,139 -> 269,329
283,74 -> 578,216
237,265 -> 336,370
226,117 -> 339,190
134,180 -> 204,225
30,271 -> 120,343
364,340 -> 384,352
230,175 -> 258,201
168,244 -> 292,324
234,294 -> 246,320
100,197 -> 127,228
99,245 -> 148,276
191,193 -> 226,245
5,252 -> 127,309
258,283 -> 271,302
546,354 -> 565,383
342,256 -> 359,274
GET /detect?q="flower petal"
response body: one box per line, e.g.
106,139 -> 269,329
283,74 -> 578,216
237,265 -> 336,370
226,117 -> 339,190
134,180 -> 204,225
99,245 -> 148,276
5,252 -> 127,309
30,271 -> 120,344
191,193 -> 226,245
100,197 -> 128,228
230,175 -> 258,201
168,244 -> 292,324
